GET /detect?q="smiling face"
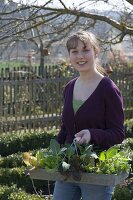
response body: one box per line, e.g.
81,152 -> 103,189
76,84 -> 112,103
66,31 -> 99,74
69,39 -> 97,73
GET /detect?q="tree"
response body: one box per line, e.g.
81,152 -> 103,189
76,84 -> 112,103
0,0 -> 133,65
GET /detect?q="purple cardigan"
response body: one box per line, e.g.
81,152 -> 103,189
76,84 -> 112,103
56,76 -> 125,149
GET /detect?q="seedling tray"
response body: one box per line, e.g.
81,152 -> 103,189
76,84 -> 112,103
29,169 -> 128,186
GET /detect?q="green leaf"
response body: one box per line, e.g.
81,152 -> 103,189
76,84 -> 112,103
105,146 -> 118,159
99,151 -> 106,161
49,139 -> 60,155
66,146 -> 75,159
36,149 -> 45,159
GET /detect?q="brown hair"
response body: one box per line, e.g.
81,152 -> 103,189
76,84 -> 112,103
66,31 -> 106,75
66,31 -> 99,54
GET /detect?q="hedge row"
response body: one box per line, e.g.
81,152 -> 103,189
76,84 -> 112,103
113,184 -> 133,200
0,167 -> 55,194
0,152 -> 23,168
124,118 -> 133,138
0,129 -> 56,199
0,149 -> 42,168
0,130 -> 55,156
0,184 -> 52,200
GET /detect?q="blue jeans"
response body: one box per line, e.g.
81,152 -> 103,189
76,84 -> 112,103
53,181 -> 114,200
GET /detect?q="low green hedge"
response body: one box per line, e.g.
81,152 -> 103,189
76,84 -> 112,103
0,181 -> 133,200
0,150 -> 37,168
0,167 -> 32,191
112,182 -> 133,200
0,130 -> 55,156
124,118 -> 133,138
0,153 -> 23,168
0,184 -> 52,200
123,138 -> 133,150
0,167 -> 54,194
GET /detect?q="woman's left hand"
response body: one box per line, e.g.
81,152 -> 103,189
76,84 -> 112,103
74,129 -> 91,144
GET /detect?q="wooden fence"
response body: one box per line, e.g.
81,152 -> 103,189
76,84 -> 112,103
0,65 -> 132,133
110,66 -> 133,120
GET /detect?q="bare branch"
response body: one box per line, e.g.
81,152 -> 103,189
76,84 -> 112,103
38,7 -> 133,35
58,0 -> 68,9
125,0 -> 133,5
0,0 -> 133,49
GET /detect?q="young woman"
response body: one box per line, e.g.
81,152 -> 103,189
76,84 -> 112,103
53,31 -> 124,200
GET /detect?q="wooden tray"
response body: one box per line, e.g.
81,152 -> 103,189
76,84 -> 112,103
29,169 -> 128,186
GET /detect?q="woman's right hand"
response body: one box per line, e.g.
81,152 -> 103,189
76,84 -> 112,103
74,129 -> 91,144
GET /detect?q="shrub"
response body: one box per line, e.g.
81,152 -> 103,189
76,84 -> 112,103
112,183 -> 133,200
0,185 -> 19,200
0,167 -> 54,194
0,150 -> 38,168
124,119 -> 133,138
0,184 -> 52,200
0,130 -> 55,156
0,153 -> 23,168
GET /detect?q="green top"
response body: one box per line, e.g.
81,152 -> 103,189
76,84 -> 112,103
73,99 -> 85,113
